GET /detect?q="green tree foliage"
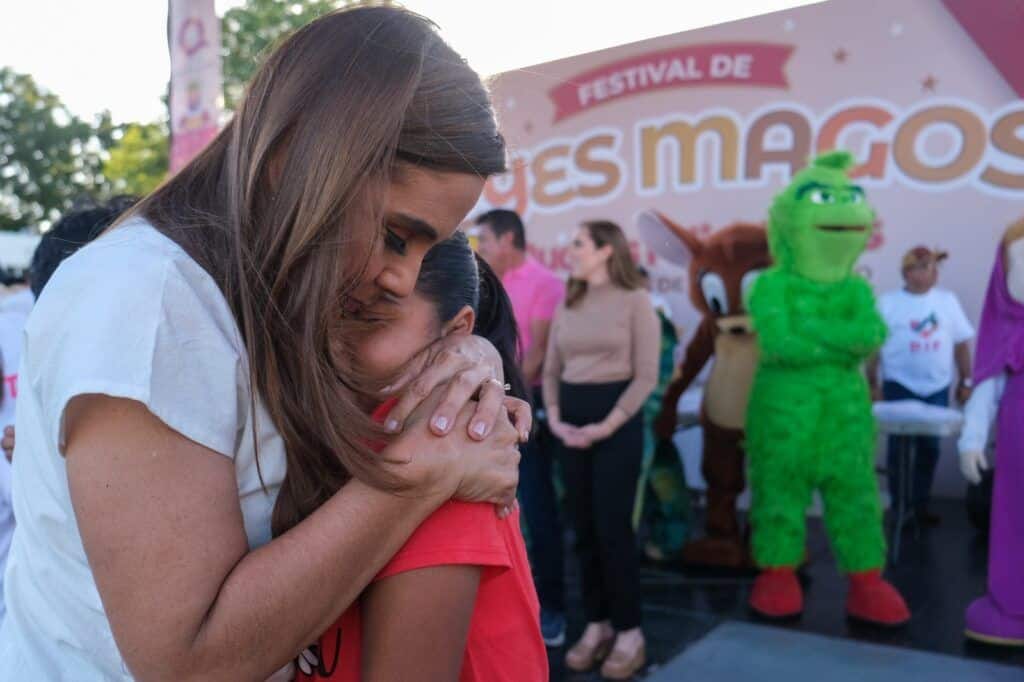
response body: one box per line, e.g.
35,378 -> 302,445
1,0 -> 392,231
0,67 -> 113,231
104,122 -> 170,197
221,0 -> 342,111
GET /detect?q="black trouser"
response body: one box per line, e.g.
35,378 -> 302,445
517,387 -> 566,614
558,380 -> 643,631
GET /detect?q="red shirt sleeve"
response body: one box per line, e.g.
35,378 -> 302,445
369,398 -> 513,580
375,500 -> 512,580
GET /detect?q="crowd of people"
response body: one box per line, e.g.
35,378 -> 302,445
0,5 -> 1017,681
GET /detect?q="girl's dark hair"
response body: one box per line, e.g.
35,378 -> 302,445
416,232 -> 527,402
566,220 -> 643,308
30,196 -> 138,299
122,6 -> 506,536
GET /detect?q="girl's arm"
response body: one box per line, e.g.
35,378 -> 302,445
65,390 -> 511,682
360,565 -> 481,681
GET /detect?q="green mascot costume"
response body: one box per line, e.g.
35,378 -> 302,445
746,151 -> 910,626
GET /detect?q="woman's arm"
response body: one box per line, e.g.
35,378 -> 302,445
65,391 -> 513,682
539,312 -> 588,448
580,291 -> 660,444
611,291 -> 662,422
360,566 -> 481,681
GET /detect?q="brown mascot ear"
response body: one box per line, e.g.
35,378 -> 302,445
635,210 -> 704,268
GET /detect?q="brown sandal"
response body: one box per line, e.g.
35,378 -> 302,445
565,633 -> 614,672
600,640 -> 646,680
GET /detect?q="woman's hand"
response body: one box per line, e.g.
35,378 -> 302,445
381,386 -> 521,514
550,418 -> 592,450
382,335 -> 531,443
578,422 -> 613,444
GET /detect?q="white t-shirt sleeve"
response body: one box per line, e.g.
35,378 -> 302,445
27,240 -> 245,459
945,292 -> 975,344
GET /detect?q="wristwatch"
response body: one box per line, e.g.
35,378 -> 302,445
960,378 -> 974,388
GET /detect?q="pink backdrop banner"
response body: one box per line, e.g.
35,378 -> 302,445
548,43 -> 793,122
472,0 -> 1024,497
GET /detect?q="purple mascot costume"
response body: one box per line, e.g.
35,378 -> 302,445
959,220 -> 1024,645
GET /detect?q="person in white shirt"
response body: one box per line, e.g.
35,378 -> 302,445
867,246 -> 974,526
0,9 -> 528,680
0,283 -> 32,626
0,197 -> 139,627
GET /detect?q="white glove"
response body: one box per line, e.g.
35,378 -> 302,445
959,449 -> 989,485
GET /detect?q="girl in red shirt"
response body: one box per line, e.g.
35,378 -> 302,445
298,232 -> 547,681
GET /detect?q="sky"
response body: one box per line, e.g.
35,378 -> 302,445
0,0 -> 820,125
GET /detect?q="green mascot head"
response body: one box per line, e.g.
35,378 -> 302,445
768,150 -> 874,283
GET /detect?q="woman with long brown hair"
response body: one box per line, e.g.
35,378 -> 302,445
0,8 -> 529,680
543,220 -> 659,679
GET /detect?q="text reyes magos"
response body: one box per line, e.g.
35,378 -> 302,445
483,100 -> 1024,218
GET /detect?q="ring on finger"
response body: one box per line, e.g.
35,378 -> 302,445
485,377 -> 511,393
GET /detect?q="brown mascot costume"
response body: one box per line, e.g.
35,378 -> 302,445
637,210 -> 770,568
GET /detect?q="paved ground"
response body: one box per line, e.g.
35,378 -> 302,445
547,499 -> 1024,680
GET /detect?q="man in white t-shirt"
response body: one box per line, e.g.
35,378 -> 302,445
0,282 -> 33,625
867,246 -> 975,526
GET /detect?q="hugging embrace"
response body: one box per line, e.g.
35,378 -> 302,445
0,7 -> 547,681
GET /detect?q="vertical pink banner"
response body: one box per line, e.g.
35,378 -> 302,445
169,0 -> 222,173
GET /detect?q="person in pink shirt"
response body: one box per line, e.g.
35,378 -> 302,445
475,209 -> 568,646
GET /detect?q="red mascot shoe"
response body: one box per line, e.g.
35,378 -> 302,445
750,568 -> 803,618
846,570 -> 910,626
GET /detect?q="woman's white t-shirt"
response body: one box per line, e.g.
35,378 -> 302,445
0,220 -> 287,680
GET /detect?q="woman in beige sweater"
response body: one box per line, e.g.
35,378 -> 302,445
543,220 -> 659,679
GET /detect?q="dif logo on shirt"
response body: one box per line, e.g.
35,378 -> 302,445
909,312 -> 940,352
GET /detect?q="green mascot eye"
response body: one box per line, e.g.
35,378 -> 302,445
809,188 -> 834,204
